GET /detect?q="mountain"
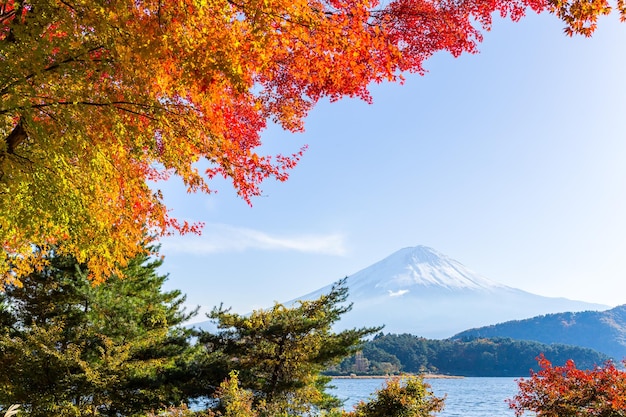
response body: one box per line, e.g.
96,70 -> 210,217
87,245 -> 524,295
452,305 -> 626,360
292,246 -> 609,339
334,333 -> 613,377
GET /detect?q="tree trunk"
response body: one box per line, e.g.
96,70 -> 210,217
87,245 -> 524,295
5,120 -> 27,154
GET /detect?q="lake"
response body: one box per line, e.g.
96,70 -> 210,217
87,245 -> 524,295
329,377 -> 525,416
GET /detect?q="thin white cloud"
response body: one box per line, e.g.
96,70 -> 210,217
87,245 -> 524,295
161,223 -> 347,256
388,289 -> 410,297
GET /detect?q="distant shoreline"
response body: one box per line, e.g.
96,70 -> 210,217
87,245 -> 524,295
331,374 -> 464,379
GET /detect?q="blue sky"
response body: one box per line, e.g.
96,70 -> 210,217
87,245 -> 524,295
158,11 -> 626,321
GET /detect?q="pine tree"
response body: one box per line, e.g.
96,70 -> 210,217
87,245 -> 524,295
0,246 -> 199,417
199,279 -> 381,417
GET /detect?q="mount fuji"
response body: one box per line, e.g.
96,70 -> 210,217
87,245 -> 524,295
292,246 -> 609,339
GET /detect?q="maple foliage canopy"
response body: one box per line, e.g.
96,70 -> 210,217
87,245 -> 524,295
0,0 -> 622,284
508,354 -> 626,416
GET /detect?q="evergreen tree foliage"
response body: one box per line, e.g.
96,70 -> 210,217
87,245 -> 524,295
0,246 -> 199,417
333,333 -> 611,377
199,278 -> 381,417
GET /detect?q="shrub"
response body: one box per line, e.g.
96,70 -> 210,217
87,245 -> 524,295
508,354 -> 626,417
348,376 -> 445,417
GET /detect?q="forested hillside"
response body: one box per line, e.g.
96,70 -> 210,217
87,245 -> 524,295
328,333 -> 611,377
452,305 -> 626,360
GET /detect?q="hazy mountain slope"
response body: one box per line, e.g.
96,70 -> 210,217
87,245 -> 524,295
452,305 -> 626,360
293,246 -> 608,339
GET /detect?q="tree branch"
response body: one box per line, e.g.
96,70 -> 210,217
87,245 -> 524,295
0,45 -> 106,97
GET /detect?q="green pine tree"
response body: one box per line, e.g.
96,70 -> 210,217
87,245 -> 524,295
199,278 -> 381,417
0,245 -> 199,417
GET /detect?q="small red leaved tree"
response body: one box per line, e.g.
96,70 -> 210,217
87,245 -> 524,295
508,354 -> 626,417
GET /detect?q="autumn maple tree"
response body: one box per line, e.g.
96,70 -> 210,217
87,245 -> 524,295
508,354 -> 626,417
0,0 -> 623,284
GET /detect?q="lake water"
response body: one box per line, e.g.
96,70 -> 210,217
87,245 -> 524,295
330,377 -> 525,417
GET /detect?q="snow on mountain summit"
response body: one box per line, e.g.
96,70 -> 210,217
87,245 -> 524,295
353,245 -> 507,294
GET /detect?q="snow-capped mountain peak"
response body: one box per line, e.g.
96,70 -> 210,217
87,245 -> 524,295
291,245 -> 609,338
348,245 -> 506,297
192,245 -> 610,339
